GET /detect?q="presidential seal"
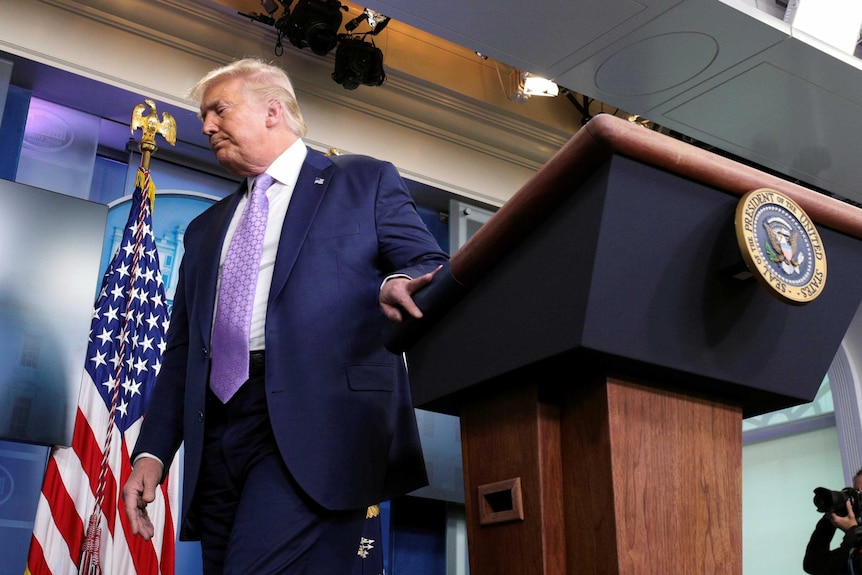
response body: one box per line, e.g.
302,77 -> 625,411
735,188 -> 827,305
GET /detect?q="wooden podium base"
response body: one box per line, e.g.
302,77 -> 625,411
460,376 -> 742,575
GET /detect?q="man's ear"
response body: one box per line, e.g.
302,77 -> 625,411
265,99 -> 282,128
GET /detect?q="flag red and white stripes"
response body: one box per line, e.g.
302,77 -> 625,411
26,168 -> 178,575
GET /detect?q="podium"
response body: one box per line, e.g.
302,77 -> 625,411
390,114 -> 862,574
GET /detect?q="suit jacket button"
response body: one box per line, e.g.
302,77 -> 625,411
197,411 -> 204,423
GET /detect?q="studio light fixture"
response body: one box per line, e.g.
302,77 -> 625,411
240,2 -> 390,89
332,36 -> 385,89
275,0 -> 345,56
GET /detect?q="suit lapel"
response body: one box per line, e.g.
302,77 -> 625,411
268,150 -> 332,303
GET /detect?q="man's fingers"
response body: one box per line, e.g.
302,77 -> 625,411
380,265 -> 444,321
122,459 -> 162,540
123,491 -> 155,539
413,265 -> 443,288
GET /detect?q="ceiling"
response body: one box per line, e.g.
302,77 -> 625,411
1,0 -> 587,212
5,0 -> 862,209
358,0 -> 862,207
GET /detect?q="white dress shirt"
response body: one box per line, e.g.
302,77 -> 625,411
216,139 -> 308,351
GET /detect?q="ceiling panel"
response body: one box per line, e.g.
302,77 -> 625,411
552,0 -> 789,113
365,0 -> 862,205
652,38 -> 862,199
365,0 -> 680,76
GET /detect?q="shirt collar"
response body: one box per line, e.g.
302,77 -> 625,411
245,138 -> 308,193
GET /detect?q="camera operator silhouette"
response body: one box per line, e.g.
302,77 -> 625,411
804,469 -> 862,575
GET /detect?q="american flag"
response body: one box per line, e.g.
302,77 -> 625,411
25,168 -> 178,575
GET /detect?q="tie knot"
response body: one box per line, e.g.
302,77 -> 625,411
252,174 -> 276,195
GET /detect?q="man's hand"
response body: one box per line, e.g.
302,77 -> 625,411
122,457 -> 163,541
379,265 -> 442,322
829,500 -> 859,532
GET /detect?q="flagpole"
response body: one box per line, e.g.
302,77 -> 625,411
77,100 -> 176,575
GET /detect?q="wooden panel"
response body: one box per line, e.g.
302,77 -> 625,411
460,382 -> 567,574
561,377 -> 742,575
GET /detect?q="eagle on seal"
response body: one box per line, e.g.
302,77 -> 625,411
763,219 -> 802,274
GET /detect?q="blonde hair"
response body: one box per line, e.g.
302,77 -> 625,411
187,57 -> 308,137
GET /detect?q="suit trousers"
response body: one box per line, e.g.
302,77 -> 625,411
193,371 -> 367,574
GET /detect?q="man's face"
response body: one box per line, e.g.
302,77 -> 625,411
853,475 -> 862,492
199,76 -> 271,176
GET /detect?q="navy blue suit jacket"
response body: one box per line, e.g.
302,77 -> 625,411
132,148 -> 448,539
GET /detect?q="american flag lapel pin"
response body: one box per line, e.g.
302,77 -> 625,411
314,177 -> 325,185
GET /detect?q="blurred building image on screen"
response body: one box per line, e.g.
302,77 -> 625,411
0,180 -> 106,446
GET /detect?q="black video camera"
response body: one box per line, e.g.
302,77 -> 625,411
813,487 -> 862,517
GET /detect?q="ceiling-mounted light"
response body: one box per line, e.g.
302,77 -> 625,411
332,36 -> 386,89
275,0 -> 346,56
509,70 -> 559,103
523,74 -> 559,97
240,0 -> 389,91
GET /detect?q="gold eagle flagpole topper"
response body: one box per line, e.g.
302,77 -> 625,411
130,99 -> 177,208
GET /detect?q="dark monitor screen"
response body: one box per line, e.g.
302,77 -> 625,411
0,179 -> 106,446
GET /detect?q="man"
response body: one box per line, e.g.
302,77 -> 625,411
121,57 -> 448,574
804,470 -> 862,575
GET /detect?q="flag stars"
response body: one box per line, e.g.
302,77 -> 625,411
145,313 -> 160,330
81,186 -> 168,433
136,288 -> 149,306
139,335 -> 155,353
122,377 -> 142,398
110,283 -> 125,301
105,305 -> 119,324
101,377 -> 117,391
96,328 -> 113,346
90,351 -> 108,369
133,356 -> 148,375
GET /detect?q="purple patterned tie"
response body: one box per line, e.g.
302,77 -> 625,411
210,173 -> 274,403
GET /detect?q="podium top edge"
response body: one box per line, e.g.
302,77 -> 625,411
449,113 -> 862,287
582,114 -> 862,239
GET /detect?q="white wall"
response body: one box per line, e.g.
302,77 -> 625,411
743,425 -> 845,575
